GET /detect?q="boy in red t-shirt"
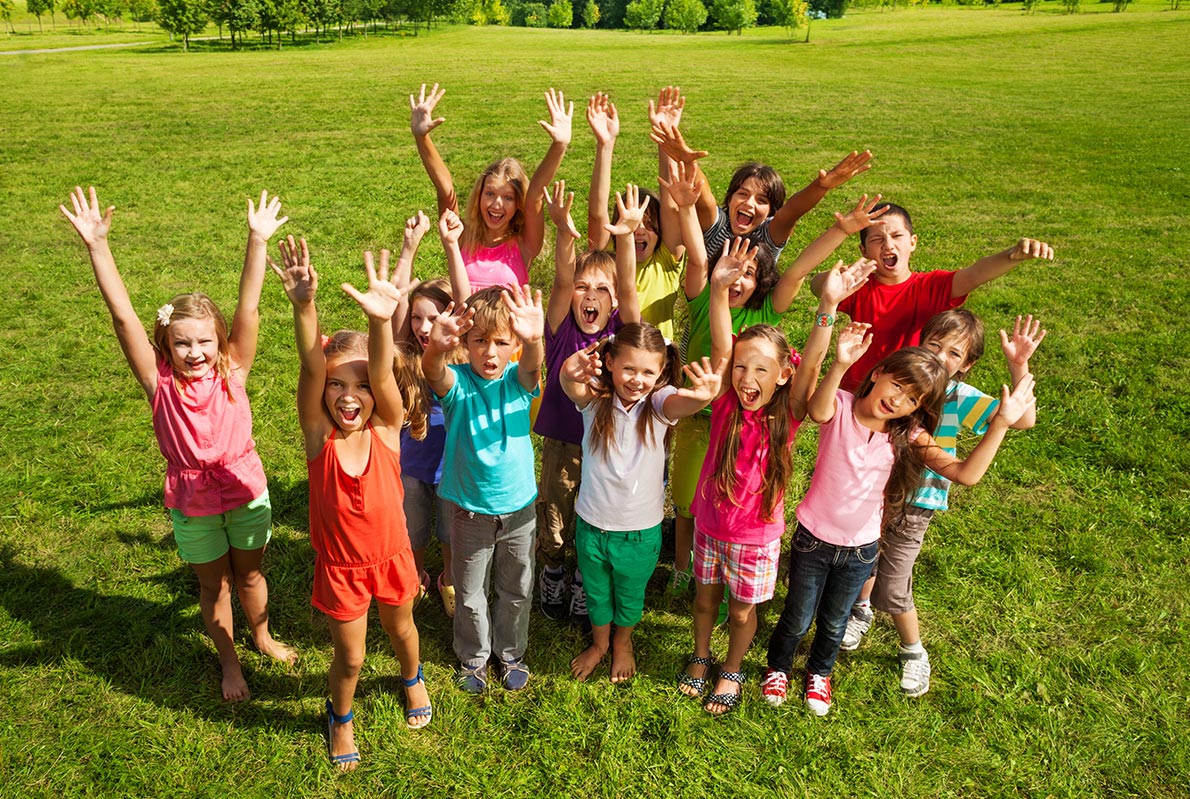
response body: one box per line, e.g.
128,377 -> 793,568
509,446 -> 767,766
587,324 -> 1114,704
811,202 -> 1053,391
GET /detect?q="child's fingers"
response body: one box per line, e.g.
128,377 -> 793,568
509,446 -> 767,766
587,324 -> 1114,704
341,282 -> 366,304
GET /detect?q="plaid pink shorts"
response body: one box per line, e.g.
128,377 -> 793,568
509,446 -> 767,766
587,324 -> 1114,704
693,527 -> 782,605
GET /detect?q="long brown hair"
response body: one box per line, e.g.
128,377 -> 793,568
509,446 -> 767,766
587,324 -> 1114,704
394,278 -> 462,440
855,346 -> 949,525
709,324 -> 798,522
460,158 -> 529,255
151,293 -> 233,395
585,323 -> 681,460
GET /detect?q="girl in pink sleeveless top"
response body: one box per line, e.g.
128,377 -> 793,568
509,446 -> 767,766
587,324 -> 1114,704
61,186 -> 295,704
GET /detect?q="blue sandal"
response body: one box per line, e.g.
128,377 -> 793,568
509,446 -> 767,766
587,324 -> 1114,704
679,655 -> 715,698
402,664 -> 433,729
325,700 -> 360,769
704,670 -> 746,716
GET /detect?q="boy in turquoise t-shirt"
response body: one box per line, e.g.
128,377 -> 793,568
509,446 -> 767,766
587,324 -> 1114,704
423,284 -> 545,694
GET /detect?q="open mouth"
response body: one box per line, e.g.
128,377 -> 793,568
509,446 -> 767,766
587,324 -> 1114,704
582,306 -> 600,326
634,238 -> 649,257
881,253 -> 898,268
879,399 -> 894,415
740,387 -> 760,405
485,209 -> 506,228
340,407 -> 361,422
733,209 -> 755,231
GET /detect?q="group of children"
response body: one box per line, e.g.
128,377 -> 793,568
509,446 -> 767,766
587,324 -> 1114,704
62,83 -> 1052,770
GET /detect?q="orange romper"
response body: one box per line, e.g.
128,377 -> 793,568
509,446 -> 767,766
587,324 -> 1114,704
308,425 -> 419,621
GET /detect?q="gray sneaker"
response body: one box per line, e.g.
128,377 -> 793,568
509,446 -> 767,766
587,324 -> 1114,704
899,647 -> 931,697
570,574 -> 591,634
840,605 -> 873,651
539,567 -> 567,621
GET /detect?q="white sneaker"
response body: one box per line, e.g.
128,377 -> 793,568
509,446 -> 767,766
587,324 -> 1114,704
899,648 -> 931,697
840,605 -> 873,651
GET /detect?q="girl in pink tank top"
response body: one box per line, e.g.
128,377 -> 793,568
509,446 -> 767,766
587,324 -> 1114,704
61,186 -> 295,704
275,237 -> 431,771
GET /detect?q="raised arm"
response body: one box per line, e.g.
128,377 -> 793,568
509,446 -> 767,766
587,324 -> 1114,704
648,87 -> 688,257
438,208 -> 473,304
392,210 -> 431,335
270,236 -> 329,460
650,120 -> 717,230
545,180 -> 582,333
604,184 -> 648,324
809,321 -> 873,424
522,88 -> 574,263
585,92 -> 618,250
341,251 -> 406,434
998,313 -> 1046,430
559,341 -> 602,410
231,190 -> 288,375
660,160 -> 708,300
60,186 -> 158,400
788,258 -> 877,420
777,193 -> 885,312
951,238 -> 1054,299
410,83 -> 458,218
768,150 -> 873,247
422,302 -> 474,398
663,356 -> 725,420
504,284 -> 546,393
708,238 -> 759,382
917,374 -> 1036,485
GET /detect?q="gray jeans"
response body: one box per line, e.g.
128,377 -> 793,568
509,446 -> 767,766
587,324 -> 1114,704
449,500 -> 536,668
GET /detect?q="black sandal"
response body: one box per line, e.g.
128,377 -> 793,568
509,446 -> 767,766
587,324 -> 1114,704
678,654 -> 715,698
704,670 -> 745,716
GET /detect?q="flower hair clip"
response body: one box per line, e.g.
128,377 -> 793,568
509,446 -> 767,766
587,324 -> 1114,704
157,304 -> 175,327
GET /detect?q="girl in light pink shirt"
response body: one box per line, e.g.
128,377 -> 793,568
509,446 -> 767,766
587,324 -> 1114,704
61,186 -> 295,703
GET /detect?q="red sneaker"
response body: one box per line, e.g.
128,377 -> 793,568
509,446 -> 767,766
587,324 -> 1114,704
761,668 -> 789,707
805,672 -> 832,716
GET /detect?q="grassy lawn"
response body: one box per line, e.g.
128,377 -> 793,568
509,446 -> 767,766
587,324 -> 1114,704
2,6 -> 1189,798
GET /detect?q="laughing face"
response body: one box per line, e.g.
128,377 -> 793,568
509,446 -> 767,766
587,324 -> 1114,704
324,356 -> 373,434
731,336 -> 792,411
860,213 -> 917,284
632,223 -> 660,263
479,175 -> 520,239
167,316 -> 221,380
606,345 -> 665,410
727,177 -> 773,237
571,266 -> 617,334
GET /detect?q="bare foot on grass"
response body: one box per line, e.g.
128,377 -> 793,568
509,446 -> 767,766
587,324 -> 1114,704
610,639 -> 636,683
570,644 -> 607,681
221,659 -> 250,702
254,633 -> 298,666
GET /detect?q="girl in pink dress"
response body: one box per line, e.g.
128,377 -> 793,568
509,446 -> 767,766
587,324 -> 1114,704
61,186 -> 294,703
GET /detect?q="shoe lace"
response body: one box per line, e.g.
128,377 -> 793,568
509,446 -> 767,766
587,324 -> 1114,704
807,673 -> 830,698
541,571 -> 565,605
902,654 -> 930,684
762,670 -> 787,692
570,580 -> 588,616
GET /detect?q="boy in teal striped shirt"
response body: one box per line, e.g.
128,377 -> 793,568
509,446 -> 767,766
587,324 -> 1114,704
839,308 -> 1045,697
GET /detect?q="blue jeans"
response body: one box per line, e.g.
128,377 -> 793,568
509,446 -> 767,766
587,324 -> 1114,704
450,500 -> 536,669
766,523 -> 880,676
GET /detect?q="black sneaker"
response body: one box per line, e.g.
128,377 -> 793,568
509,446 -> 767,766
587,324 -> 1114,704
539,567 -> 567,620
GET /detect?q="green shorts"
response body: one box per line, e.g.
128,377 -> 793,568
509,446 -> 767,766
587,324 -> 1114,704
575,516 -> 662,628
169,490 -> 272,565
670,414 -> 710,518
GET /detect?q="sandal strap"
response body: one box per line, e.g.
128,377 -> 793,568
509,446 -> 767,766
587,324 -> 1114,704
705,690 -> 742,708
401,663 -> 426,688
326,699 -> 354,725
719,670 -> 746,685
687,654 -> 715,668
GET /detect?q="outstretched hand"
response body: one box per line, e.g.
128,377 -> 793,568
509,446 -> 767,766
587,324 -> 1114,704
439,208 -> 465,246
60,185 -> 114,247
835,321 -> 873,368
269,235 -> 318,305
404,210 -> 432,248
649,121 -> 708,166
561,341 -> 602,386
502,284 -> 545,344
999,314 -> 1047,367
540,88 -> 574,147
544,180 -> 581,240
647,86 -> 685,131
676,356 -> 725,403
1007,238 -> 1055,262
247,190 -> 288,240
711,238 -> 759,291
586,92 -> 619,145
604,183 -> 650,237
428,301 -> 475,351
657,160 -> 702,208
342,250 -> 402,322
995,372 -> 1037,427
833,193 -> 887,236
410,83 -> 446,137
819,257 -> 877,306
815,150 -> 873,191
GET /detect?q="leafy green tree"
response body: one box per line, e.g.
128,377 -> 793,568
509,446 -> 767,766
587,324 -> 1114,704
664,0 -> 705,31
711,0 -> 755,33
62,0 -> 98,25
97,0 -> 127,23
26,0 -> 55,31
156,0 -> 208,48
579,0 -> 597,25
808,0 -> 843,17
1060,0 -> 1078,12
623,0 -> 660,29
513,0 -> 546,23
1111,0 -> 1130,9
302,0 -> 339,36
0,0 -> 14,32
128,0 -> 158,23
210,0 -> 258,46
546,0 -> 570,24
274,0 -> 304,44
766,0 -> 805,35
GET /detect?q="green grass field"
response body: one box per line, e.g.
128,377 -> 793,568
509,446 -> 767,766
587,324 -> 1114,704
3,6 -> 1189,797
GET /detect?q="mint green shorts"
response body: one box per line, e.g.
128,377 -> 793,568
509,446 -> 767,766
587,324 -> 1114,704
169,490 -> 272,564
